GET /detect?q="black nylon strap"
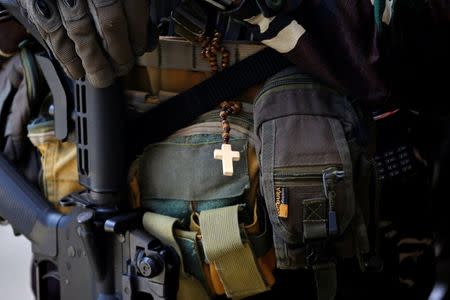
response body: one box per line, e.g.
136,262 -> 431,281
133,47 -> 292,152
313,262 -> 337,300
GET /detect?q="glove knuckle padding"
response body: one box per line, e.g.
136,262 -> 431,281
88,0 -> 134,75
48,28 -> 84,78
22,0 -> 83,79
123,0 -> 150,56
57,0 -> 113,84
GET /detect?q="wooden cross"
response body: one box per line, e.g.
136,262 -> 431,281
214,144 -> 240,176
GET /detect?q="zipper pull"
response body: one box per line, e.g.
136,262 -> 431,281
322,167 -> 345,236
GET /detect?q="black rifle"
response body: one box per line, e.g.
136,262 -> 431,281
0,2 -> 180,299
0,1 -> 291,299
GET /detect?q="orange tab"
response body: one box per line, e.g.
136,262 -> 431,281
279,203 -> 289,218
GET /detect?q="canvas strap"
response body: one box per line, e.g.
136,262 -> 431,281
200,205 -> 269,298
142,212 -> 210,300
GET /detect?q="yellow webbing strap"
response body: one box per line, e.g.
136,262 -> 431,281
143,212 -> 209,300
199,205 -> 269,298
28,127 -> 84,213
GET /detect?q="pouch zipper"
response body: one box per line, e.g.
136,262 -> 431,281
322,167 -> 345,236
167,121 -> 256,145
273,165 -> 345,236
198,110 -> 253,130
255,74 -> 334,102
274,170 -> 322,187
273,165 -> 335,185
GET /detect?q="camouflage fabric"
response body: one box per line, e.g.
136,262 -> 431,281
225,0 -> 388,107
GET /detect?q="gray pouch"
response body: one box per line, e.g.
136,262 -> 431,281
254,67 -> 370,269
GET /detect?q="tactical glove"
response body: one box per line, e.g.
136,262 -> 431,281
18,0 -> 156,88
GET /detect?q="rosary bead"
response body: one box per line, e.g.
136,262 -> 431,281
220,111 -> 228,119
217,101 -> 242,145
233,102 -> 242,112
200,32 -> 230,74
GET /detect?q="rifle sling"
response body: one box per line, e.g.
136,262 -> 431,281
132,47 -> 292,153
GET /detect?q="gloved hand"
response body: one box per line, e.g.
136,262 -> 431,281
18,0 -> 156,88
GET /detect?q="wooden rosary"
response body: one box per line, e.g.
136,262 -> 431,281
200,31 -> 241,176
219,101 -> 242,144
199,31 -> 231,73
214,101 -> 242,176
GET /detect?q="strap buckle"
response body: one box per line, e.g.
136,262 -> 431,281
171,0 -> 238,43
306,242 -> 329,267
171,0 -> 208,43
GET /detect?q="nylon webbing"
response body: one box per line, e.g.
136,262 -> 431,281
313,263 -> 337,300
132,47 -> 292,154
142,212 -> 210,300
200,205 -> 268,298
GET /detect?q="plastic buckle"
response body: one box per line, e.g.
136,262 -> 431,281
305,242 -> 330,267
171,0 -> 208,43
306,244 -> 319,266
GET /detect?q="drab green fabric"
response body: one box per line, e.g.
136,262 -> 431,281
142,212 -> 210,300
199,205 -> 269,298
139,138 -> 249,202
